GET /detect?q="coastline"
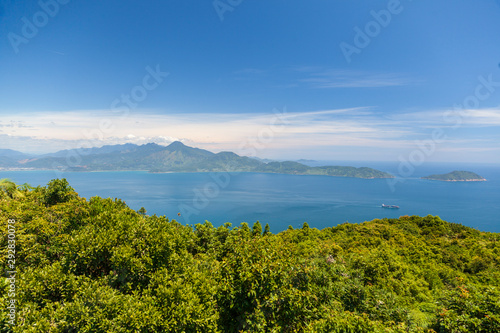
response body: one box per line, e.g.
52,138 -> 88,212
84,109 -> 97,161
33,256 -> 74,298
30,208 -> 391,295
1,168 -> 394,179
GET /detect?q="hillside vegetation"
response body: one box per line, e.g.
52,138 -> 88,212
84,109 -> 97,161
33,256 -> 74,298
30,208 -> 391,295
1,179 -> 499,332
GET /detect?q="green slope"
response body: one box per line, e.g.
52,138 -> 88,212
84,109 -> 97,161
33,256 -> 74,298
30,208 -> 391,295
1,179 -> 499,332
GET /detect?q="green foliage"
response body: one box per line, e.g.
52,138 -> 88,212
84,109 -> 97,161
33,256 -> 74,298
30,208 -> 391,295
252,221 -> 262,236
264,223 -> 271,235
137,207 -> 147,216
430,284 -> 500,332
42,178 -> 78,207
0,178 -> 24,200
1,179 -> 499,332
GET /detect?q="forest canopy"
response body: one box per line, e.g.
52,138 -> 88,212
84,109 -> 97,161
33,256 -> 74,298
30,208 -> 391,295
1,178 -> 499,332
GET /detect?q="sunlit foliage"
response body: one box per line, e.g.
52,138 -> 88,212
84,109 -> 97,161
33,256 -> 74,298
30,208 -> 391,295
1,180 -> 499,332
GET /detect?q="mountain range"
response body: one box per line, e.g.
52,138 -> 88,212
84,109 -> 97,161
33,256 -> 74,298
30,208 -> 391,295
0,142 -> 394,179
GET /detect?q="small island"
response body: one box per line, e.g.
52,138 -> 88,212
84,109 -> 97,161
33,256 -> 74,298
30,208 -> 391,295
422,170 -> 486,182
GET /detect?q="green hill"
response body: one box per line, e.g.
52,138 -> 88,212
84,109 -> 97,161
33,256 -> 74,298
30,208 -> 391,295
422,170 -> 486,182
1,179 -> 499,332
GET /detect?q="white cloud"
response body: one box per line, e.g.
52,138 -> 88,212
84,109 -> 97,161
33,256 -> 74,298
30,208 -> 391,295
0,108 -> 400,153
0,106 -> 499,162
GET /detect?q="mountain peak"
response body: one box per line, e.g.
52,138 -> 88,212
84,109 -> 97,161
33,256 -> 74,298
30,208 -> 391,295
142,142 -> 161,147
167,141 -> 186,149
216,151 -> 239,158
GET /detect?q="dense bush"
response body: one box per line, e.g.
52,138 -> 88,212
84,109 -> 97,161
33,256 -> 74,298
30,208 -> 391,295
0,179 -> 499,332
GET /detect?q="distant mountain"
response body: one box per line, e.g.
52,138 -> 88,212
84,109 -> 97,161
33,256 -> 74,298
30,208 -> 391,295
0,149 -> 34,159
0,142 -> 394,179
422,171 -> 486,182
20,143 -> 169,171
40,143 -> 139,158
0,149 -> 35,167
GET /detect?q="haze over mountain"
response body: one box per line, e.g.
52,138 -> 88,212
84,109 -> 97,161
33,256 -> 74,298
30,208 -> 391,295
0,142 -> 393,179
39,143 -> 140,158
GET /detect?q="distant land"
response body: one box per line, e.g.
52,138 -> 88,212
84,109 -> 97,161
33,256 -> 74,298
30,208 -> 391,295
0,142 -> 394,179
296,159 -> 317,164
422,170 -> 486,182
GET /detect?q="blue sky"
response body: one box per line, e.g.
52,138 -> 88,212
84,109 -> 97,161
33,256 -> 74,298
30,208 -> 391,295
1,0 -> 500,162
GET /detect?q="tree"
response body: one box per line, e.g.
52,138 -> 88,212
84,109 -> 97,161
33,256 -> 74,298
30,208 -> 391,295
240,222 -> 251,235
18,182 -> 34,192
0,178 -> 23,199
43,178 -> 77,206
263,223 -> 271,235
138,207 -> 147,216
302,222 -> 310,230
252,221 -> 262,236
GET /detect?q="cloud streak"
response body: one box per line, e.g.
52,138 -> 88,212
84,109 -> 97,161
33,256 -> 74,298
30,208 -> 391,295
295,68 -> 417,88
0,106 -> 499,162
388,107 -> 500,127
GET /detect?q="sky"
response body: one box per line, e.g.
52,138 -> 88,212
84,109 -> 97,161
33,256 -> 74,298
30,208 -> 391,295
1,0 -> 500,163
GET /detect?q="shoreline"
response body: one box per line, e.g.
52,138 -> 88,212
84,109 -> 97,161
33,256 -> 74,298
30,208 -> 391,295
0,168 -> 394,179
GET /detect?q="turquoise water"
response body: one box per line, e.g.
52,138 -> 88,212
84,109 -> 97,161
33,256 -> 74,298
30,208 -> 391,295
2,163 -> 499,232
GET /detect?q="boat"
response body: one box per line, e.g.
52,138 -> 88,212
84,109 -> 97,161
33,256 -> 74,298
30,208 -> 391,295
382,204 -> 399,209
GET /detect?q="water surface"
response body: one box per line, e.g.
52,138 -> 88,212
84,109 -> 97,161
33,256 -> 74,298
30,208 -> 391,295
2,162 -> 499,232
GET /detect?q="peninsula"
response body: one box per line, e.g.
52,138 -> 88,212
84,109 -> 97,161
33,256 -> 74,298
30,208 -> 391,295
0,141 -> 394,179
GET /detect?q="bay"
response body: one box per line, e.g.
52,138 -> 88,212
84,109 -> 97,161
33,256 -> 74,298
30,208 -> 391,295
2,162 -> 499,232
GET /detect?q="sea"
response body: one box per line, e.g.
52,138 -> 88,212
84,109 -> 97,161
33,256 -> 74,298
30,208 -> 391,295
2,161 -> 499,233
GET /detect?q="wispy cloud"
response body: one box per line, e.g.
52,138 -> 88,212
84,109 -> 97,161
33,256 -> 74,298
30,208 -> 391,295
0,108 -> 407,153
295,68 -> 417,88
388,107 -> 500,127
48,49 -> 67,56
1,106 -> 498,162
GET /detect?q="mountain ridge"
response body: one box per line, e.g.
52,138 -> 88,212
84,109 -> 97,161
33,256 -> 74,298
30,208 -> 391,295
0,142 -> 394,179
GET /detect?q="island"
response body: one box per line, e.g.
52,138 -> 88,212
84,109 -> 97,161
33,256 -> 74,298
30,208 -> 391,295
422,170 -> 486,182
0,141 -> 395,179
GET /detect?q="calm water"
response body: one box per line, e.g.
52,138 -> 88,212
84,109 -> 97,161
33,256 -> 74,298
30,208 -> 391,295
2,162 -> 499,232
